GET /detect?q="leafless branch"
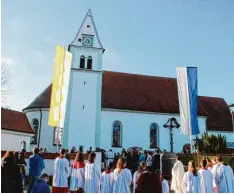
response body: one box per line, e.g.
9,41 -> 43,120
1,60 -> 11,104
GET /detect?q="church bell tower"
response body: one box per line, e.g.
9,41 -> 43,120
62,9 -> 104,150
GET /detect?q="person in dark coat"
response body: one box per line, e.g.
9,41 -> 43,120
19,149 -> 27,172
14,152 -> 25,185
32,173 -> 50,193
1,151 -> 23,193
136,171 -> 162,193
132,151 -> 138,172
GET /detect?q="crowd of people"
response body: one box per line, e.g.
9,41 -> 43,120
1,147 -> 234,193
52,149 -> 166,193
171,155 -> 234,193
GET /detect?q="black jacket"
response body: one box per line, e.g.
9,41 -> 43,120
1,158 -> 23,193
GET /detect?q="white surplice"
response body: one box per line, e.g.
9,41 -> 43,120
113,168 -> 132,193
211,163 -> 220,189
85,162 -> 101,193
101,171 -> 114,193
162,179 -> 169,193
133,171 -> 140,193
69,162 -> 85,191
171,160 -> 185,193
53,157 -> 70,187
221,165 -> 234,193
215,163 -> 228,193
182,172 -> 201,193
223,165 -> 234,193
198,168 -> 214,193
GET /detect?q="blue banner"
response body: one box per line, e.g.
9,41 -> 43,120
187,67 -> 200,135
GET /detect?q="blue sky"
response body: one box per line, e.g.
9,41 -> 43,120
2,0 -> 234,111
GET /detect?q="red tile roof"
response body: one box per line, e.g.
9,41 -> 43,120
1,108 -> 34,134
23,71 -> 233,132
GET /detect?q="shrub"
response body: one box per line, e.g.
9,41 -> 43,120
179,154 -> 234,171
195,133 -> 227,154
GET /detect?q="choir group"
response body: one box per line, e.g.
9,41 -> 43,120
51,149 -> 234,193
171,155 -> 234,193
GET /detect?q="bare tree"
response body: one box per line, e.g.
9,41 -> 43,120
1,60 -> 11,105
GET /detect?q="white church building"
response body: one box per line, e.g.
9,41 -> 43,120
22,9 -> 233,153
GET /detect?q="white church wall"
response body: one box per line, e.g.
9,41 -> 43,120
65,71 -> 101,150
101,109 -> 207,153
25,109 -> 232,154
1,130 -> 33,151
39,111 -> 58,153
26,110 -> 57,153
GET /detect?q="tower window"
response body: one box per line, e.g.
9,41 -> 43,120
87,56 -> 92,69
87,25 -> 91,28
80,55 -> 85,69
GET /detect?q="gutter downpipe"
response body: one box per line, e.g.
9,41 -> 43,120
38,108 -> 43,148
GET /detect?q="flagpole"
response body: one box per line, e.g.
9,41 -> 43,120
57,46 -> 66,153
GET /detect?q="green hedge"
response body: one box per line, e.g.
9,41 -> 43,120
179,154 -> 234,171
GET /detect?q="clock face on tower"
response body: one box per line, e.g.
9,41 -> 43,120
82,36 -> 93,46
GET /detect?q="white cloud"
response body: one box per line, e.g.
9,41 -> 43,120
1,57 -> 14,66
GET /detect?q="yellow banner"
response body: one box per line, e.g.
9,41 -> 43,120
48,45 -> 72,127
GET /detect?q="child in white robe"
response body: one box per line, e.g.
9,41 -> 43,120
171,155 -> 185,193
113,157 -> 132,193
198,159 -> 214,193
52,149 -> 70,193
133,162 -> 147,192
215,162 -> 226,192
101,162 -> 114,193
156,170 -> 169,193
70,152 -> 85,192
85,152 -> 101,193
162,179 -> 169,193
182,160 -> 201,193
214,155 -> 232,193
211,156 -> 220,193
223,163 -> 234,193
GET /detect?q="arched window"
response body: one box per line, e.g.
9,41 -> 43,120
80,55 -> 85,69
87,56 -> 92,69
112,121 -> 122,147
31,119 -> 39,144
150,123 -> 159,148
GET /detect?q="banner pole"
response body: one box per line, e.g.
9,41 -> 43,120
57,46 -> 66,153
190,132 -> 193,153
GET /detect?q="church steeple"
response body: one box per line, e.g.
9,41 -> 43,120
71,9 -> 104,51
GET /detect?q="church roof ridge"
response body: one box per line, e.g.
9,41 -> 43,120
1,107 -> 22,113
103,70 -> 179,80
